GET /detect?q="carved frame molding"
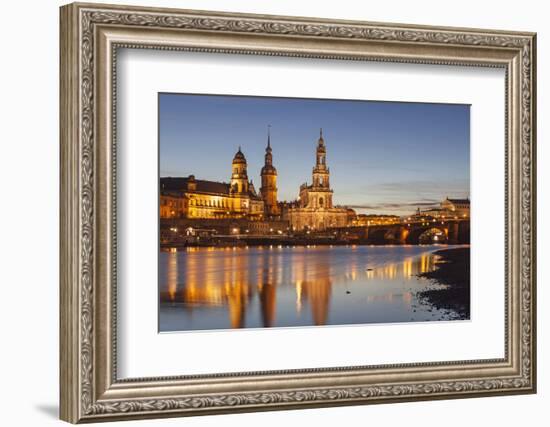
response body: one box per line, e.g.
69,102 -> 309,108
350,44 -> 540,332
60,2 -> 536,423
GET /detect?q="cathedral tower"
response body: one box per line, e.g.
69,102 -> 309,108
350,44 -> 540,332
260,126 -> 279,216
230,147 -> 249,194
288,128 -> 353,231
312,128 -> 330,189
310,128 -> 333,208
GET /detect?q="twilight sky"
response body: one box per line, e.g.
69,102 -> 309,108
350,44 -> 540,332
159,93 -> 470,216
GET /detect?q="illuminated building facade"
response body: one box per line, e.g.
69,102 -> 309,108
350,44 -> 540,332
286,130 -> 351,230
160,128 -> 356,230
412,197 -> 470,220
159,193 -> 186,219
441,197 -> 470,217
160,147 -> 265,220
352,214 -> 401,226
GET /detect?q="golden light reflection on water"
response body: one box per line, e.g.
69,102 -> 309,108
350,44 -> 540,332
167,251 -> 178,301
161,247 -> 437,328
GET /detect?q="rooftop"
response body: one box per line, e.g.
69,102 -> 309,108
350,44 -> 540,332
160,176 -> 262,200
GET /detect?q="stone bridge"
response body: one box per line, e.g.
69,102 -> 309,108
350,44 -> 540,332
335,219 -> 470,245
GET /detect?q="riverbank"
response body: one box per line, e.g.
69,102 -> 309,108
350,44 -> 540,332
417,247 -> 470,319
160,240 -> 467,249
160,236 -> 350,249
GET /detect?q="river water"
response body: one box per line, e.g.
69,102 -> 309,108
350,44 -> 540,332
159,245 -> 466,332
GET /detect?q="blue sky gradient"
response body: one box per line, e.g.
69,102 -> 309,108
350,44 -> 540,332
159,93 -> 470,215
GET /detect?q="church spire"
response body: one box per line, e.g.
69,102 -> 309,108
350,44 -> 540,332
315,127 -> 326,168
318,128 -> 324,145
261,124 -> 278,216
264,125 -> 273,167
312,128 -> 329,189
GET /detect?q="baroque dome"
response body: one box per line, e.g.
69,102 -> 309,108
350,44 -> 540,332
232,147 -> 247,164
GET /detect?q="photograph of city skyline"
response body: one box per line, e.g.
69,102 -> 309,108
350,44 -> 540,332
158,93 -> 471,332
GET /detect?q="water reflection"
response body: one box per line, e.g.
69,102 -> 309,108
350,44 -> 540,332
159,245 -> 449,332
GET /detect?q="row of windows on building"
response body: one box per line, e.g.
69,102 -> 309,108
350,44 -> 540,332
160,195 -> 241,209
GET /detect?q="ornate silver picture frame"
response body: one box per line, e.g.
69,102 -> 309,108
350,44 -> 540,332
60,2 -> 536,423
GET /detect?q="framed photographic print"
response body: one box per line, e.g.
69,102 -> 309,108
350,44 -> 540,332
60,2 -> 537,423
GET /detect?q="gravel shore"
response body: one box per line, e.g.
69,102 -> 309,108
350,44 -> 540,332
418,247 -> 470,319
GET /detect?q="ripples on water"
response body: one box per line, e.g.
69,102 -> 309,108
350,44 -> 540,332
159,245 -> 464,332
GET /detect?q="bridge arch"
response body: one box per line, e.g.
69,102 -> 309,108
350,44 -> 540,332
406,226 -> 448,244
367,228 -> 388,244
367,226 -> 408,244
